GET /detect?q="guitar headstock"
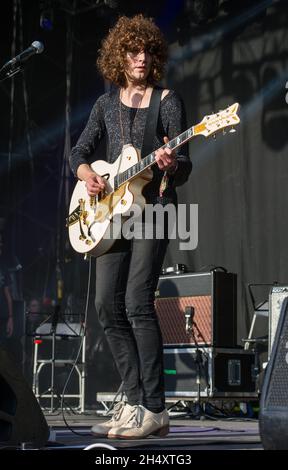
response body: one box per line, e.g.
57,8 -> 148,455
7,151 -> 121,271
194,103 -> 240,137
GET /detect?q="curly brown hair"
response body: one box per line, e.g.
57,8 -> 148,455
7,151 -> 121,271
97,14 -> 168,87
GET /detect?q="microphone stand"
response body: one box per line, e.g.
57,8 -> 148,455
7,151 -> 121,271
0,62 -> 23,82
41,264 -> 64,413
185,306 -> 214,420
48,304 -> 61,413
190,328 -> 207,419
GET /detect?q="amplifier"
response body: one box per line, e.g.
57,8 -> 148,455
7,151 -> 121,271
269,286 -> 288,357
163,347 -> 256,399
155,271 -> 237,347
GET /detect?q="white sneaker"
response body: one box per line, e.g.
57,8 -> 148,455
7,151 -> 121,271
108,405 -> 169,439
91,401 -> 134,437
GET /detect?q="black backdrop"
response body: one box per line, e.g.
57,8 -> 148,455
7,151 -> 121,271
165,1 -> 288,340
1,0 -> 288,345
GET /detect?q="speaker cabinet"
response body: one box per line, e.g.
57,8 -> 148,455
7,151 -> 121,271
259,296 -> 288,449
155,271 -> 237,347
269,285 -> 288,357
0,347 -> 49,447
163,347 -> 256,399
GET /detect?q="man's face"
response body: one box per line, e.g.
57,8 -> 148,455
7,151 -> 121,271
125,50 -> 152,84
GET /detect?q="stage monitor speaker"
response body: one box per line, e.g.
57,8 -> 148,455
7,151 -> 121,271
155,271 -> 237,347
269,285 -> 288,357
0,347 -> 49,447
259,296 -> 288,449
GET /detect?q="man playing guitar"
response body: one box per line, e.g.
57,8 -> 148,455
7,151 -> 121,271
69,14 -> 192,439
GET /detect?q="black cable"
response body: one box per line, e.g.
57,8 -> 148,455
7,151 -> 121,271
59,255 -> 93,437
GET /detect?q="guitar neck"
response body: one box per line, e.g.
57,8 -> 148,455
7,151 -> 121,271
114,101 -> 240,186
116,125 -> 195,186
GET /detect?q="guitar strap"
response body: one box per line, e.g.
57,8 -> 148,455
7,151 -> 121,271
141,86 -> 162,159
141,86 -> 172,199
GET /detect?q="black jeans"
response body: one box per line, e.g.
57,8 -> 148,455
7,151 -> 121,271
95,234 -> 168,413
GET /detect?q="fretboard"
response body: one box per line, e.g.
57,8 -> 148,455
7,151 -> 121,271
114,125 -> 194,188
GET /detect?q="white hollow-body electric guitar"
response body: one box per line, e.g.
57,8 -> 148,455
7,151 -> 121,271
67,103 -> 240,257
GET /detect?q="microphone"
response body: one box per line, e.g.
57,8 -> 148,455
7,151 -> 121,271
185,306 -> 194,335
2,41 -> 44,70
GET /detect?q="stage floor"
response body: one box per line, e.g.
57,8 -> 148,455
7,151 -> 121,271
42,410 -> 262,451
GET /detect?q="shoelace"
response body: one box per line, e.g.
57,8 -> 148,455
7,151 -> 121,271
111,401 -> 125,421
125,405 -> 145,428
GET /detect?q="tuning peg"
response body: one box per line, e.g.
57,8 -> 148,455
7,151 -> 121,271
229,127 -> 236,133
212,133 -> 217,139
222,129 -> 227,135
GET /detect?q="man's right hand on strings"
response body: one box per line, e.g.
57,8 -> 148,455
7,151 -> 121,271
85,173 -> 106,196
